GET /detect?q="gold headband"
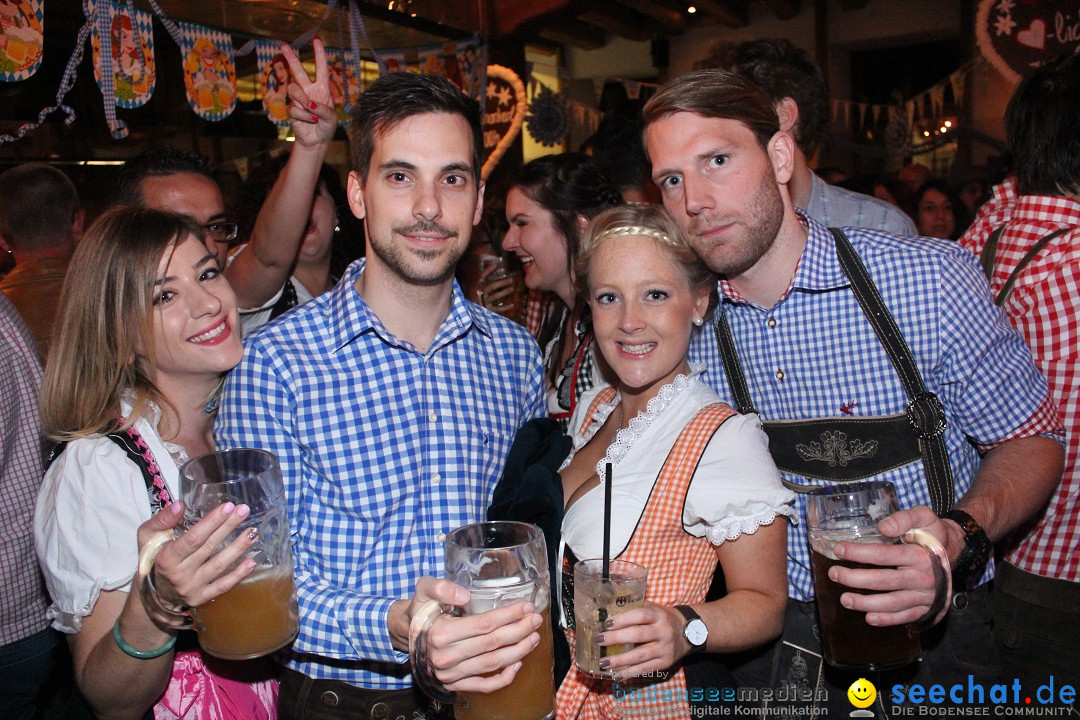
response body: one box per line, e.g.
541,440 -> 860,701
593,224 -> 677,247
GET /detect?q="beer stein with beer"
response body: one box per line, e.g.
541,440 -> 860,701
410,521 -> 556,720
138,448 -> 300,659
806,481 -> 950,671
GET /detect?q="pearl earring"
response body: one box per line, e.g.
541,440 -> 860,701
693,317 -> 703,327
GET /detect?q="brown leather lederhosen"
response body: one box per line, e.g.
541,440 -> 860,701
557,386 -> 737,719
713,228 -> 954,512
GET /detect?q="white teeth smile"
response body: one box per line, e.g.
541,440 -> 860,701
620,342 -> 655,355
190,321 -> 226,343
520,255 -> 534,264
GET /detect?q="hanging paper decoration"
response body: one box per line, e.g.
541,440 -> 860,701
417,43 -> 442,75
255,39 -> 290,126
526,85 -> 570,147
373,48 -> 404,74
0,0 -> 43,82
91,0 -> 154,107
456,37 -> 483,101
327,47 -> 360,126
180,23 -> 236,121
481,64 -> 526,180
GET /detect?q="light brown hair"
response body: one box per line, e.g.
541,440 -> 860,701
41,206 -> 202,440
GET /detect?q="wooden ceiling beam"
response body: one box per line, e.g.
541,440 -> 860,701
610,0 -> 687,32
579,0 -> 660,41
759,0 -> 801,20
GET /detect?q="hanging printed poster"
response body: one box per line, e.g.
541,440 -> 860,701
456,37 -> 484,101
180,23 -> 236,121
91,0 -> 154,107
327,47 -> 361,126
0,0 -> 44,82
419,42 -> 464,90
255,39 -> 290,126
373,48 -> 405,75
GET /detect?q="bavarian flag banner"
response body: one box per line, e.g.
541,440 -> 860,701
0,0 -> 44,82
255,39 -> 289,126
92,0 -> 155,108
180,22 -> 236,121
327,46 -> 360,126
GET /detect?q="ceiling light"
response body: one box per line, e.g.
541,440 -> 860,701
687,6 -> 697,13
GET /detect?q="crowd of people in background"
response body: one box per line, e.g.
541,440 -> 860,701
1,30 -> 1077,720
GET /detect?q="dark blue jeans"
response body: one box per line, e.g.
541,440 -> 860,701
0,627 -> 59,720
727,587 -> 1000,719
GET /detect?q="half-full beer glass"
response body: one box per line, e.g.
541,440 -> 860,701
139,448 -> 299,659
806,481 -> 950,671
411,521 -> 555,720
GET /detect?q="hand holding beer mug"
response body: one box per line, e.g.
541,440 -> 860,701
138,449 -> 300,659
410,521 -> 556,720
807,481 -> 950,671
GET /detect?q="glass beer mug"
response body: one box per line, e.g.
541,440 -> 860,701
806,480 -> 951,671
138,448 -> 299,659
411,521 -> 556,720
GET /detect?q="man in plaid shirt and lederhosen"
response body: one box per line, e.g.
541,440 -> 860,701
959,53 -> 1080,693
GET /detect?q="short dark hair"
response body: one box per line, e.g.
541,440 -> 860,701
0,163 -> 80,251
695,38 -> 829,157
348,72 -> 483,183
1005,52 -> 1080,196
114,146 -> 215,206
643,69 -> 780,152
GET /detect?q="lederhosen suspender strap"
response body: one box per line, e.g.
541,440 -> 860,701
48,423 -> 174,512
979,224 -> 1070,306
714,227 -> 954,513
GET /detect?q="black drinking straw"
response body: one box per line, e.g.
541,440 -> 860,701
599,461 -> 613,659
602,461 -> 613,581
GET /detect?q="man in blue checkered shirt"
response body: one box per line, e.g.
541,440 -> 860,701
215,72 -> 546,718
642,70 -> 1064,713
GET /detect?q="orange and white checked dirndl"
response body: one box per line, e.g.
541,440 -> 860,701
557,387 -> 737,719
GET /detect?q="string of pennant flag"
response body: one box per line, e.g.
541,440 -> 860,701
0,0 -> 485,145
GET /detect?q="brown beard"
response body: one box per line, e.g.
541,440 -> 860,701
689,170 -> 784,278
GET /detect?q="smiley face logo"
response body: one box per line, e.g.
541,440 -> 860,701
848,678 -> 876,709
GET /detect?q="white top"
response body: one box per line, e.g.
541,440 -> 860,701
560,366 -> 796,562
227,243 -> 315,337
34,401 -> 188,633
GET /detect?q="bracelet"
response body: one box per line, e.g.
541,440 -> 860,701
112,617 -> 177,659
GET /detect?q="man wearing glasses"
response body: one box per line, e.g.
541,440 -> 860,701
115,146 -> 238,267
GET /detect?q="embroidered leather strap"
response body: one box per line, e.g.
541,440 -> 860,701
47,421 -> 173,512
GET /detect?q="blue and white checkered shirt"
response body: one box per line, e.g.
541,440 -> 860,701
689,214 -> 1060,602
805,171 -> 917,236
215,259 -> 546,689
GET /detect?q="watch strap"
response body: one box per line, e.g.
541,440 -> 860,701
674,605 -> 707,650
941,508 -> 991,591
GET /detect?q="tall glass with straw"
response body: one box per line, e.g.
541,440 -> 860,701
573,462 -> 648,677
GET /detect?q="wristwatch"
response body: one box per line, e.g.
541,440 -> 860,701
941,508 -> 992,591
674,605 -> 708,653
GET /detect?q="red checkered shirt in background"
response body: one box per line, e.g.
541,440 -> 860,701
525,288 -> 555,338
959,176 -> 1080,582
0,294 -> 51,646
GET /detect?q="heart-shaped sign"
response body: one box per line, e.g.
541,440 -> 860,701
976,0 -> 1079,84
481,64 -> 526,180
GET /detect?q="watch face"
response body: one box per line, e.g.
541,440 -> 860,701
685,618 -> 708,646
